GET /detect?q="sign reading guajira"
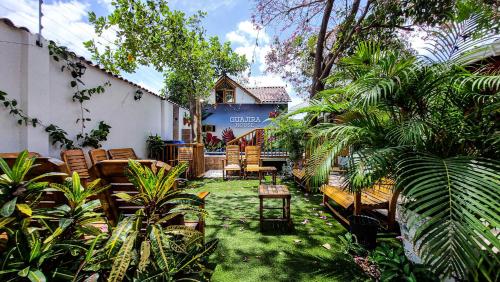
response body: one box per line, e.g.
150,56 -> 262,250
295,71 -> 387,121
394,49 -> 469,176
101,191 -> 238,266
229,116 -> 262,128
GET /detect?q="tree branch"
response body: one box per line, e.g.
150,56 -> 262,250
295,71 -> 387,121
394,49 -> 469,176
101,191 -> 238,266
311,0 -> 334,96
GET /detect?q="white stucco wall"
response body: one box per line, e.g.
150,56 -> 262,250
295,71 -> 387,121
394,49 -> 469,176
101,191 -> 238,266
0,21 -> 186,158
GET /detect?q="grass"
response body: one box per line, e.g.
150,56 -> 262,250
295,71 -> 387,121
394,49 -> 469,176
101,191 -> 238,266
188,177 -> 369,282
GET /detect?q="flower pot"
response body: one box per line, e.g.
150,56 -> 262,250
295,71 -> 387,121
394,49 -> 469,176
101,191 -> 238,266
349,215 -> 379,250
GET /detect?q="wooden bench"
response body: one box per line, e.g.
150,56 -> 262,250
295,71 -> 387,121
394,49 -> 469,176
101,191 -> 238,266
292,167 -> 309,191
321,178 -> 400,231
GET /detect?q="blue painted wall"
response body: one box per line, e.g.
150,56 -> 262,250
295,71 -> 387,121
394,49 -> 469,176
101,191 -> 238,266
202,104 -> 284,139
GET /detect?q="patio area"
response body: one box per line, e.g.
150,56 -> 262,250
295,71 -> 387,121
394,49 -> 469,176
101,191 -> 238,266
0,0 -> 498,281
188,178 -> 371,281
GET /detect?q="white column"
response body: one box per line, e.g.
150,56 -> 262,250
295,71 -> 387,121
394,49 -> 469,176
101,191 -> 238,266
160,99 -> 166,139
23,34 -> 50,155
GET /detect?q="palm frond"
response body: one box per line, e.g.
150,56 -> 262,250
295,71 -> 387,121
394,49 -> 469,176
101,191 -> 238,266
396,155 -> 500,279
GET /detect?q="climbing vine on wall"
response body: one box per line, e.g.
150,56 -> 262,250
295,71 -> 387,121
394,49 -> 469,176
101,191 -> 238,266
49,41 -> 112,148
0,41 -> 115,149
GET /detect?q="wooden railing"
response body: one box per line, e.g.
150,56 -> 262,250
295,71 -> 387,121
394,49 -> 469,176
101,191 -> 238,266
227,128 -> 288,159
149,143 -> 205,179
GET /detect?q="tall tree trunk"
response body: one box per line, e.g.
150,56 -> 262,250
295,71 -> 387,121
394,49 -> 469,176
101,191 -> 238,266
189,98 -> 196,143
311,0 -> 334,98
195,98 -> 203,143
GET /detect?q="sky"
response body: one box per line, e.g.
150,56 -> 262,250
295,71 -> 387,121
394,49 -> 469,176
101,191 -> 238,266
0,0 -> 306,105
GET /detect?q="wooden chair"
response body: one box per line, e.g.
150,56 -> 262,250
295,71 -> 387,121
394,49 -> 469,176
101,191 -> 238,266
108,148 -> 138,160
88,148 -> 108,166
321,178 -> 400,231
222,145 -> 241,180
244,145 -> 261,178
184,191 -> 210,235
60,149 -> 92,182
292,159 -> 309,192
178,146 -> 193,179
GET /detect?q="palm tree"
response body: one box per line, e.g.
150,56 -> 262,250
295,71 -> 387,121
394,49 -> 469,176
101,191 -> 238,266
285,16 -> 500,279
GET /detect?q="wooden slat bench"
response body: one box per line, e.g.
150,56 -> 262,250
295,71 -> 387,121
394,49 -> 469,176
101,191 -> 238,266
292,167 -> 309,191
321,178 -> 400,231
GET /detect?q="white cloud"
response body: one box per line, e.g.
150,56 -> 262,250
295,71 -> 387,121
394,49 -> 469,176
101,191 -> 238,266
226,20 -> 304,108
225,20 -> 272,74
0,0 -> 162,94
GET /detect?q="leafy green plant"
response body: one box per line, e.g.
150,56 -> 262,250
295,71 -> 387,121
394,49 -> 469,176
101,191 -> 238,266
370,243 -> 437,282
337,232 -> 367,256
0,151 -> 65,225
78,121 -> 112,149
147,134 -> 165,159
45,172 -> 109,240
290,15 -> 500,279
0,91 -> 39,127
45,124 -> 76,150
266,117 -> 307,163
86,160 -> 217,281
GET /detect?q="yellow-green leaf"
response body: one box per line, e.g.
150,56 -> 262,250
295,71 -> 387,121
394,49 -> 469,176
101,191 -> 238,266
16,204 -> 32,217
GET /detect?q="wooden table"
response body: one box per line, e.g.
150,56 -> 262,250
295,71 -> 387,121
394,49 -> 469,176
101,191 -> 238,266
258,184 -> 291,231
258,166 -> 277,184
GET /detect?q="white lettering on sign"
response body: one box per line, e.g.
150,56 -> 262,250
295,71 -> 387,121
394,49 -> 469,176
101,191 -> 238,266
229,116 -> 262,127
229,116 -> 262,123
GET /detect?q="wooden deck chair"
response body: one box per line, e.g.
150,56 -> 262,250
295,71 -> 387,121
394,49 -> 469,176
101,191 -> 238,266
60,149 -> 92,182
244,145 -> 261,178
178,146 -> 193,179
321,178 -> 400,231
88,149 -> 108,166
222,145 -> 241,180
108,148 -> 138,160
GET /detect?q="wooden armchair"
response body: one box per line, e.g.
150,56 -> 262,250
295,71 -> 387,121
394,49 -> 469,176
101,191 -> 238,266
60,149 -> 92,182
244,146 -> 262,178
321,178 -> 400,231
88,148 -> 108,166
222,145 -> 241,180
178,147 -> 193,179
108,148 -> 138,160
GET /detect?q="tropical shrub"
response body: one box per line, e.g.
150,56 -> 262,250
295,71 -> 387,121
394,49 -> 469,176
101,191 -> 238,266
370,243 -> 437,282
147,134 -> 165,159
266,117 -> 307,163
288,15 -> 500,280
0,152 -> 217,281
85,160 -> 217,281
0,151 -> 65,225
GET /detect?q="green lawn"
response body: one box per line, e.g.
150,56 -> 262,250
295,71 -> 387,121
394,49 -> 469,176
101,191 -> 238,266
188,178 -> 369,282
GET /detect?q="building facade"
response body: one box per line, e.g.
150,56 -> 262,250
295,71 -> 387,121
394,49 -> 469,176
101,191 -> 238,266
202,76 -> 290,150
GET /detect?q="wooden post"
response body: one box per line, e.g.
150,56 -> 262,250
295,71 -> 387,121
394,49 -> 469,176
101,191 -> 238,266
354,192 -> 362,215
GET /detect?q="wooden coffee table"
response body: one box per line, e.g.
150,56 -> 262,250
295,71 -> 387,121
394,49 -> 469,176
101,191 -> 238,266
258,184 -> 291,231
258,166 -> 277,184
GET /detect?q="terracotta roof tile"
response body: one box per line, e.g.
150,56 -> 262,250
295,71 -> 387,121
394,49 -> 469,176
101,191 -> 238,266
246,86 -> 291,103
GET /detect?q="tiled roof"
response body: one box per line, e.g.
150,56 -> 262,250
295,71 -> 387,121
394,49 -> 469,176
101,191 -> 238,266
0,18 -> 187,109
246,86 -> 291,103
